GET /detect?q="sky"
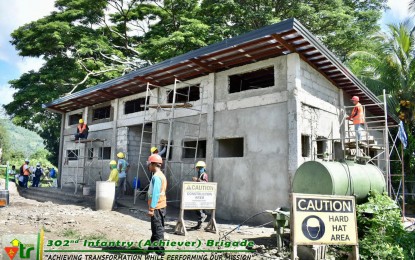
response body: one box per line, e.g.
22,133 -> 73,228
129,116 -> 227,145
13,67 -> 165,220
0,0 -> 412,107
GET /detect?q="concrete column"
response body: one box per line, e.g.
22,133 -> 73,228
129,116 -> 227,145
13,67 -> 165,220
205,73 -> 215,180
339,89 -> 345,151
58,112 -> 66,188
117,127 -> 129,155
112,98 -> 119,158
286,53 -> 302,189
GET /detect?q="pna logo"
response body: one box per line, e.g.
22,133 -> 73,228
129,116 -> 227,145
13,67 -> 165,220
2,230 -> 43,260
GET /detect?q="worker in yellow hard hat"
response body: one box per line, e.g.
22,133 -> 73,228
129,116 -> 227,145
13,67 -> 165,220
116,152 -> 129,200
192,161 -> 208,230
75,118 -> 89,140
108,160 -> 119,210
150,145 -> 166,157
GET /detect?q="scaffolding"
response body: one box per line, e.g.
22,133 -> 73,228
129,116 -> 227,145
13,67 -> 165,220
312,90 -> 407,215
63,138 -> 106,194
134,79 -> 204,204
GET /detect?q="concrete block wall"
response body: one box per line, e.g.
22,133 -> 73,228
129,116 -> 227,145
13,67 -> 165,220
211,55 -> 291,222
299,60 -> 342,164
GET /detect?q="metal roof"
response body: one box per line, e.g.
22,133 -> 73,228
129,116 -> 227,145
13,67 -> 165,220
43,18 -> 396,124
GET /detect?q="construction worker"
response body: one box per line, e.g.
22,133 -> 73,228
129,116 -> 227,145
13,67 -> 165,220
108,160 -> 119,209
75,119 -> 89,140
7,165 -> 16,183
116,152 -> 129,200
346,96 -> 365,141
32,163 -> 44,187
150,145 -> 166,157
147,154 -> 167,255
20,159 -> 32,188
192,161 -> 208,229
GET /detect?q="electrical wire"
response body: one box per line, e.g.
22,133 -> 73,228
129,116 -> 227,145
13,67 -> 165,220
219,210 -> 270,240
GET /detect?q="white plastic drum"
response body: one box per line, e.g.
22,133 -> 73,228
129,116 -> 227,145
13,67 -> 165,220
95,181 -> 115,211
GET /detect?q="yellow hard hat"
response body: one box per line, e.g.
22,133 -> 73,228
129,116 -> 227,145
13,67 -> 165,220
150,147 -> 158,153
117,152 -> 124,158
109,160 -> 117,165
79,119 -> 84,124
195,161 -> 206,168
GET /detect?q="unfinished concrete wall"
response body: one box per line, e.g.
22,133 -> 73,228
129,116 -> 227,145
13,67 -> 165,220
212,56 -> 290,222
299,60 -> 341,164
127,125 -> 152,191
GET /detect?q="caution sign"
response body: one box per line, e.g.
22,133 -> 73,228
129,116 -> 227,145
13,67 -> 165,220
292,193 -> 358,245
181,182 -> 217,210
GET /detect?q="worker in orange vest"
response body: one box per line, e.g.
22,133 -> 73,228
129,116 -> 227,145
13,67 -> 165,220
75,119 -> 89,140
346,96 -> 365,141
20,159 -> 32,188
147,154 -> 167,255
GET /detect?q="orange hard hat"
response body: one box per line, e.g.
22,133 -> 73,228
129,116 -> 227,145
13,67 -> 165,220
148,154 -> 163,164
351,96 -> 359,102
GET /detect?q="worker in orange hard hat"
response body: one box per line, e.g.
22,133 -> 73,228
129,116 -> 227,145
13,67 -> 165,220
75,118 -> 89,140
147,154 -> 167,255
346,96 -> 365,141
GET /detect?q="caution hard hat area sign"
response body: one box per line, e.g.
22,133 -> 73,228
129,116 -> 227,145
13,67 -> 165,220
292,193 -> 358,246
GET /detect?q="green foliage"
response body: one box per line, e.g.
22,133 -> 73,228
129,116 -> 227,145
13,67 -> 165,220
0,119 -> 56,171
0,119 -> 44,159
347,21 -> 415,185
356,191 -> 415,259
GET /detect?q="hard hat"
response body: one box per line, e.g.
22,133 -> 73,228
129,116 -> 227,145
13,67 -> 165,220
117,152 -> 124,158
148,154 -> 163,164
195,161 -> 206,168
79,119 -> 84,124
351,96 -> 359,102
150,147 -> 158,153
36,162 -> 40,166
109,160 -> 117,165
25,158 -> 30,163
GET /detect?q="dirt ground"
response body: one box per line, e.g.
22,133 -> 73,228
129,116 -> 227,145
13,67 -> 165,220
0,180 -> 290,260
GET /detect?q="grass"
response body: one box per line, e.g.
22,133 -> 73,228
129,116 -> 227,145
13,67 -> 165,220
82,232 -> 107,240
61,228 -> 81,239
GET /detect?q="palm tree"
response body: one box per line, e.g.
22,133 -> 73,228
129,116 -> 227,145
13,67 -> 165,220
348,21 -> 415,122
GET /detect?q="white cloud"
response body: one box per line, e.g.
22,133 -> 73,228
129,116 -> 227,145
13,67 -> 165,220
0,85 -> 16,106
0,0 -> 55,64
387,0 -> 411,19
16,57 -> 45,74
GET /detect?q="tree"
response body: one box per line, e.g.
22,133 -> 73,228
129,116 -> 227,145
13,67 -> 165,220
4,0 -> 388,164
347,21 -> 415,182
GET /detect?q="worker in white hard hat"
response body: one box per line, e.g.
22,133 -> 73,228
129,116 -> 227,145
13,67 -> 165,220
346,96 -> 365,141
192,161 -> 209,230
75,118 -> 89,140
116,152 -> 129,200
32,162 -> 44,187
20,159 -> 32,188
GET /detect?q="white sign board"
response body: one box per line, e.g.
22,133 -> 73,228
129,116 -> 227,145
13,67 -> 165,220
181,182 -> 217,210
292,193 -> 358,245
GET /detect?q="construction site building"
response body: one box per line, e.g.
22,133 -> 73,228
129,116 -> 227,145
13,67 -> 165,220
43,18 -> 398,223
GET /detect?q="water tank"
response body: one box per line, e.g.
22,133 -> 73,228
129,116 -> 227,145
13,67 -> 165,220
292,161 -> 386,202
